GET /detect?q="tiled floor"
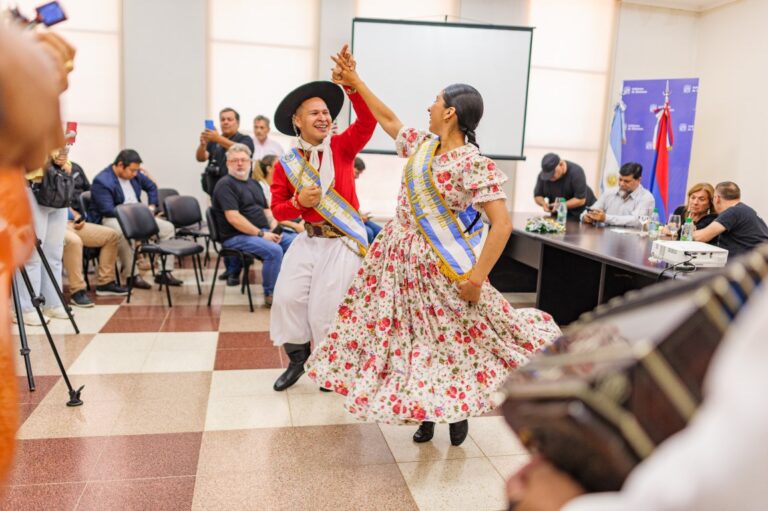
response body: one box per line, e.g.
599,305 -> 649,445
3,266 -> 534,510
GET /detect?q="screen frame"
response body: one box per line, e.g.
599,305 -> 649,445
349,17 -> 534,161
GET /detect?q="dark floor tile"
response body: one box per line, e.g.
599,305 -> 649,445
165,305 -> 221,318
216,331 -> 272,349
110,305 -> 169,320
0,481 -> 85,511
160,316 -> 219,332
16,375 -> 61,405
99,317 -> 166,333
90,295 -> 127,306
7,437 -> 107,485
214,348 -> 283,370
91,432 -> 202,481
17,403 -> 38,427
77,476 -> 195,511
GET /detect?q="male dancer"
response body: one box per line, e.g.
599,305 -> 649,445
270,57 -> 376,391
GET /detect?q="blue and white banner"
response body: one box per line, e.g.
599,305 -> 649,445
600,101 -> 626,192
620,78 -> 699,219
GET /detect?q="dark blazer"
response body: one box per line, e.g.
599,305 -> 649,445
89,165 -> 158,224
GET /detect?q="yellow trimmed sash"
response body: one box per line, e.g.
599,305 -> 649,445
404,139 -> 487,281
281,149 -> 368,256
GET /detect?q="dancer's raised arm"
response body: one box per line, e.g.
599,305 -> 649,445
331,44 -> 403,140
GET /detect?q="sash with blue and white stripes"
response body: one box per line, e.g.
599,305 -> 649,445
281,149 -> 368,256
404,139 -> 487,281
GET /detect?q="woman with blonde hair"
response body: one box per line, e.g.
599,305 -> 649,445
673,182 -> 717,231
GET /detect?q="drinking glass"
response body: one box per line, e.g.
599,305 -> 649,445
667,214 -> 682,237
637,208 -> 651,235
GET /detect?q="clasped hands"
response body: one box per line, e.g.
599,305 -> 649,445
582,208 -> 606,224
330,44 -> 360,89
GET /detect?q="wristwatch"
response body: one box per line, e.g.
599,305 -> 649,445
257,230 -> 264,238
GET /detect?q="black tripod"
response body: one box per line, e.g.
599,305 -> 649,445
12,239 -> 83,406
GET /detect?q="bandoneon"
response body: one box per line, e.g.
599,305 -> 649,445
501,246 -> 768,492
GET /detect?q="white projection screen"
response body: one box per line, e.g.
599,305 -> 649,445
350,18 -> 533,160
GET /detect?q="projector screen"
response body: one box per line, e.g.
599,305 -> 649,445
349,18 -> 533,160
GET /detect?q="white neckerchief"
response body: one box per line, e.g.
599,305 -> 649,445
296,135 -> 334,195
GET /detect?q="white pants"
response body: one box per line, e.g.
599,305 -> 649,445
270,233 -> 362,347
102,216 -> 176,277
16,189 -> 67,312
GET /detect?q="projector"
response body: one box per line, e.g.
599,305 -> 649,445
651,240 -> 728,267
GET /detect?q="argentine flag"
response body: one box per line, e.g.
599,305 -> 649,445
600,101 -> 626,192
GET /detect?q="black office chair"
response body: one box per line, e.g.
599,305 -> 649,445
157,188 -> 179,218
78,191 -> 122,289
206,208 -> 258,312
115,203 -> 203,307
164,195 -> 211,272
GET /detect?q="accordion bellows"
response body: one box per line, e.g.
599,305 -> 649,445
502,246 -> 768,492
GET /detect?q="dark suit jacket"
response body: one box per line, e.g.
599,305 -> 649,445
89,165 -> 158,224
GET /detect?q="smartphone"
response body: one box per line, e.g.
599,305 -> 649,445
65,121 -> 78,145
36,1 -> 67,27
272,225 -> 284,235
205,119 -> 215,130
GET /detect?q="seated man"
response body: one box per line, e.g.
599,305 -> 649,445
46,148 -> 128,307
211,143 -> 296,305
694,181 -> 768,256
89,149 -> 182,289
353,156 -> 382,243
534,153 -> 596,220
582,162 -> 654,227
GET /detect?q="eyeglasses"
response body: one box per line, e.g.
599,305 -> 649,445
228,158 -> 252,164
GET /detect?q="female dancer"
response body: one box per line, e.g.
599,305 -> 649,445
307,47 -> 560,446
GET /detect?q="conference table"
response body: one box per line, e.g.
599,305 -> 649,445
490,213 -> 682,325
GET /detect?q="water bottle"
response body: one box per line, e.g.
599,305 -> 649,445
556,198 -> 567,226
680,217 -> 694,241
648,208 -> 660,240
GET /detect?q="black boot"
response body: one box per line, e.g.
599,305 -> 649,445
449,420 -> 469,446
412,421 -> 435,443
273,343 -> 310,391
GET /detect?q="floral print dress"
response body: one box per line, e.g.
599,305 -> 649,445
305,127 -> 561,424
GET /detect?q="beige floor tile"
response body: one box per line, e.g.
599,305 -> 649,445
142,349 -> 215,373
378,423 -> 484,463
17,400 -> 124,439
487,454 -> 531,479
217,306 -> 271,332
23,305 -> 119,335
204,394 -> 291,431
398,457 -> 507,511
197,424 -> 393,478
468,416 -> 527,457
80,332 -> 158,352
285,373 -> 326,395
209,369 -> 283,397
287,392 -> 362,427
43,374 -> 139,403
140,332 -> 218,372
13,334 -> 93,376
67,350 -> 149,375
221,285 -> 264,306
110,395 -> 208,435
193,464 -> 416,511
131,372 -> 212,402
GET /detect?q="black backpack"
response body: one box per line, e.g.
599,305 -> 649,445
31,167 -> 75,209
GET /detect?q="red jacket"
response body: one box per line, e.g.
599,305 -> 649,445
271,90 -> 376,223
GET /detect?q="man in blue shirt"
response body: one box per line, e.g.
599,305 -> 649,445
90,149 -> 182,289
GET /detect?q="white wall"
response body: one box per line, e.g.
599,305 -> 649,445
689,0 -> 768,217
123,0 -> 207,204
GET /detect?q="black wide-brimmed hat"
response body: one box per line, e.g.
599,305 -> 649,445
274,81 -> 345,135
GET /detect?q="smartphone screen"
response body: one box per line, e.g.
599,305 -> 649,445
205,119 -> 215,130
36,1 -> 67,27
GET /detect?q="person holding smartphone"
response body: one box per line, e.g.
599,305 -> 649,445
195,108 -> 255,196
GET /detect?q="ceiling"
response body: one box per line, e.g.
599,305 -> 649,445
622,0 -> 739,12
